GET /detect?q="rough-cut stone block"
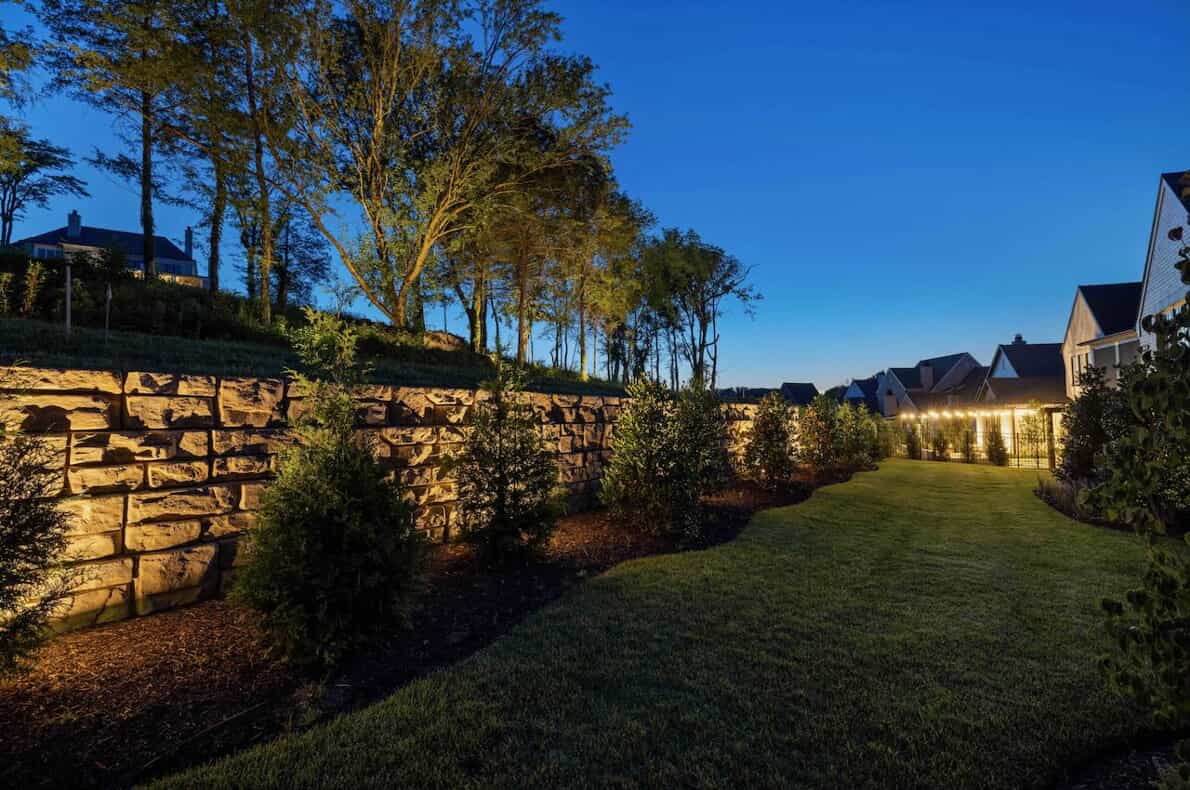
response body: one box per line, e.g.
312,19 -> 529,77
65,531 -> 122,561
135,585 -> 207,616
123,371 -> 217,397
356,384 -> 398,401
398,465 -> 438,487
125,520 -> 203,552
125,396 -> 215,429
54,585 -> 131,632
211,428 -> 294,456
70,430 -> 207,465
239,481 -> 269,510
392,443 -> 435,467
147,460 -> 209,488
212,455 -> 272,480
381,426 -> 437,446
59,495 -> 126,536
1,367 -> 122,394
286,399 -> 311,423
135,544 -> 218,600
357,402 -> 388,426
202,511 -> 255,539
219,377 -> 285,427
67,463 -> 144,494
128,484 -> 238,523
0,394 -> 116,431
73,557 -> 134,591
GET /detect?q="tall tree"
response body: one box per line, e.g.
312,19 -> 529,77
272,209 -> 331,310
260,0 -> 627,330
0,120 -> 88,246
38,0 -> 193,280
0,6 -> 34,105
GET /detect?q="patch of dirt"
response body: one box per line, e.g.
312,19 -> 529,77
0,480 -> 812,789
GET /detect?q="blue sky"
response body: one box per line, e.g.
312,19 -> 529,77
7,1 -> 1189,388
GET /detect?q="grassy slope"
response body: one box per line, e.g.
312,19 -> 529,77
0,318 -> 625,395
155,461 -> 1154,789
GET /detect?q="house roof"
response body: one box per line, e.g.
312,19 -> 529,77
911,365 -> 989,410
998,342 -> 1064,378
915,352 -> 965,375
1160,171 -> 1190,214
779,382 -> 819,407
1078,282 -> 1142,336
888,366 -> 921,390
844,377 -> 880,413
980,376 -> 1067,406
15,225 -> 193,262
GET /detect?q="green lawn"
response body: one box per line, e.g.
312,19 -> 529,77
156,460 -> 1156,789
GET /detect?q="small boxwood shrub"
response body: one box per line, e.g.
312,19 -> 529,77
232,309 -> 423,668
447,361 -> 559,565
985,422 -> 1009,466
602,379 -> 725,541
743,392 -> 796,489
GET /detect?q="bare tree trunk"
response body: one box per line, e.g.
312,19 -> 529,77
244,42 -> 272,324
275,221 -> 290,312
490,293 -> 502,356
140,90 -> 156,280
516,256 -> 530,365
207,159 -> 226,294
578,286 -> 588,381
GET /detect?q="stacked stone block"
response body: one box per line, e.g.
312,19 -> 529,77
0,367 -> 757,631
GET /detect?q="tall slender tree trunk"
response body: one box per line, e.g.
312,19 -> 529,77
472,270 -> 487,352
207,159 -> 226,294
578,285 -> 588,381
275,222 -> 290,311
516,256 -> 531,365
244,40 -> 272,324
140,90 -> 156,280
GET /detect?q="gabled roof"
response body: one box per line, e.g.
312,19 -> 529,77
915,352 -> 965,375
844,376 -> 880,413
1160,171 -> 1190,214
980,376 -> 1067,406
1078,282 -> 1142,336
15,225 -> 193,262
888,366 -> 920,390
997,342 -> 1064,378
779,382 -> 819,407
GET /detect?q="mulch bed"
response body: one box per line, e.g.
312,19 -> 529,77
0,481 -> 810,789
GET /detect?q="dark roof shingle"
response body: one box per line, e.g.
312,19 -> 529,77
15,225 -> 192,262
1078,282 -> 1142,336
1000,342 -> 1064,378
779,382 -> 819,407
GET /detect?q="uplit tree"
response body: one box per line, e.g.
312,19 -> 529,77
0,120 -> 88,246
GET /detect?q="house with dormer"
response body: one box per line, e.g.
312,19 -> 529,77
1060,282 -> 1142,399
13,209 -> 206,289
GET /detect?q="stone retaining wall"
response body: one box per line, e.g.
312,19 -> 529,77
0,367 -> 757,631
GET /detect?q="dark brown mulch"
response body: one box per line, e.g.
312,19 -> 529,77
0,480 -> 811,789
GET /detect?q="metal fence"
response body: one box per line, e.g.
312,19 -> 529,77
888,406 -> 1063,470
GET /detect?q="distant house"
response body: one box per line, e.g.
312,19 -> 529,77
778,382 -> 819,408
842,376 -> 880,413
1060,282 -> 1142,398
976,335 -> 1066,407
13,210 -> 206,288
717,386 -> 779,402
1137,171 -> 1190,348
876,352 -> 984,417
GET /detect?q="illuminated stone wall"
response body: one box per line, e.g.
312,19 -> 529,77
0,367 -> 757,630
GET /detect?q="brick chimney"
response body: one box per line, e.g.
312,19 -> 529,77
918,362 -> 934,390
66,210 -> 81,240
184,226 -> 193,259
1012,334 -> 1026,345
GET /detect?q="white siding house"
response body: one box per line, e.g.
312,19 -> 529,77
1138,172 -> 1190,348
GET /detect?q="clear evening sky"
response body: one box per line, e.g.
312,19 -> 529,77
6,1 -> 1189,389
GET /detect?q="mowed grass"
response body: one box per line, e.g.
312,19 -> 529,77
156,460 -> 1156,789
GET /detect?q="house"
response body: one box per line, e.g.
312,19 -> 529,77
1137,171 -> 1190,348
976,335 -> 1066,407
778,382 -> 819,408
717,386 -> 779,402
1060,282 -> 1142,398
876,352 -> 983,417
842,376 -> 880,413
13,210 -> 206,288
